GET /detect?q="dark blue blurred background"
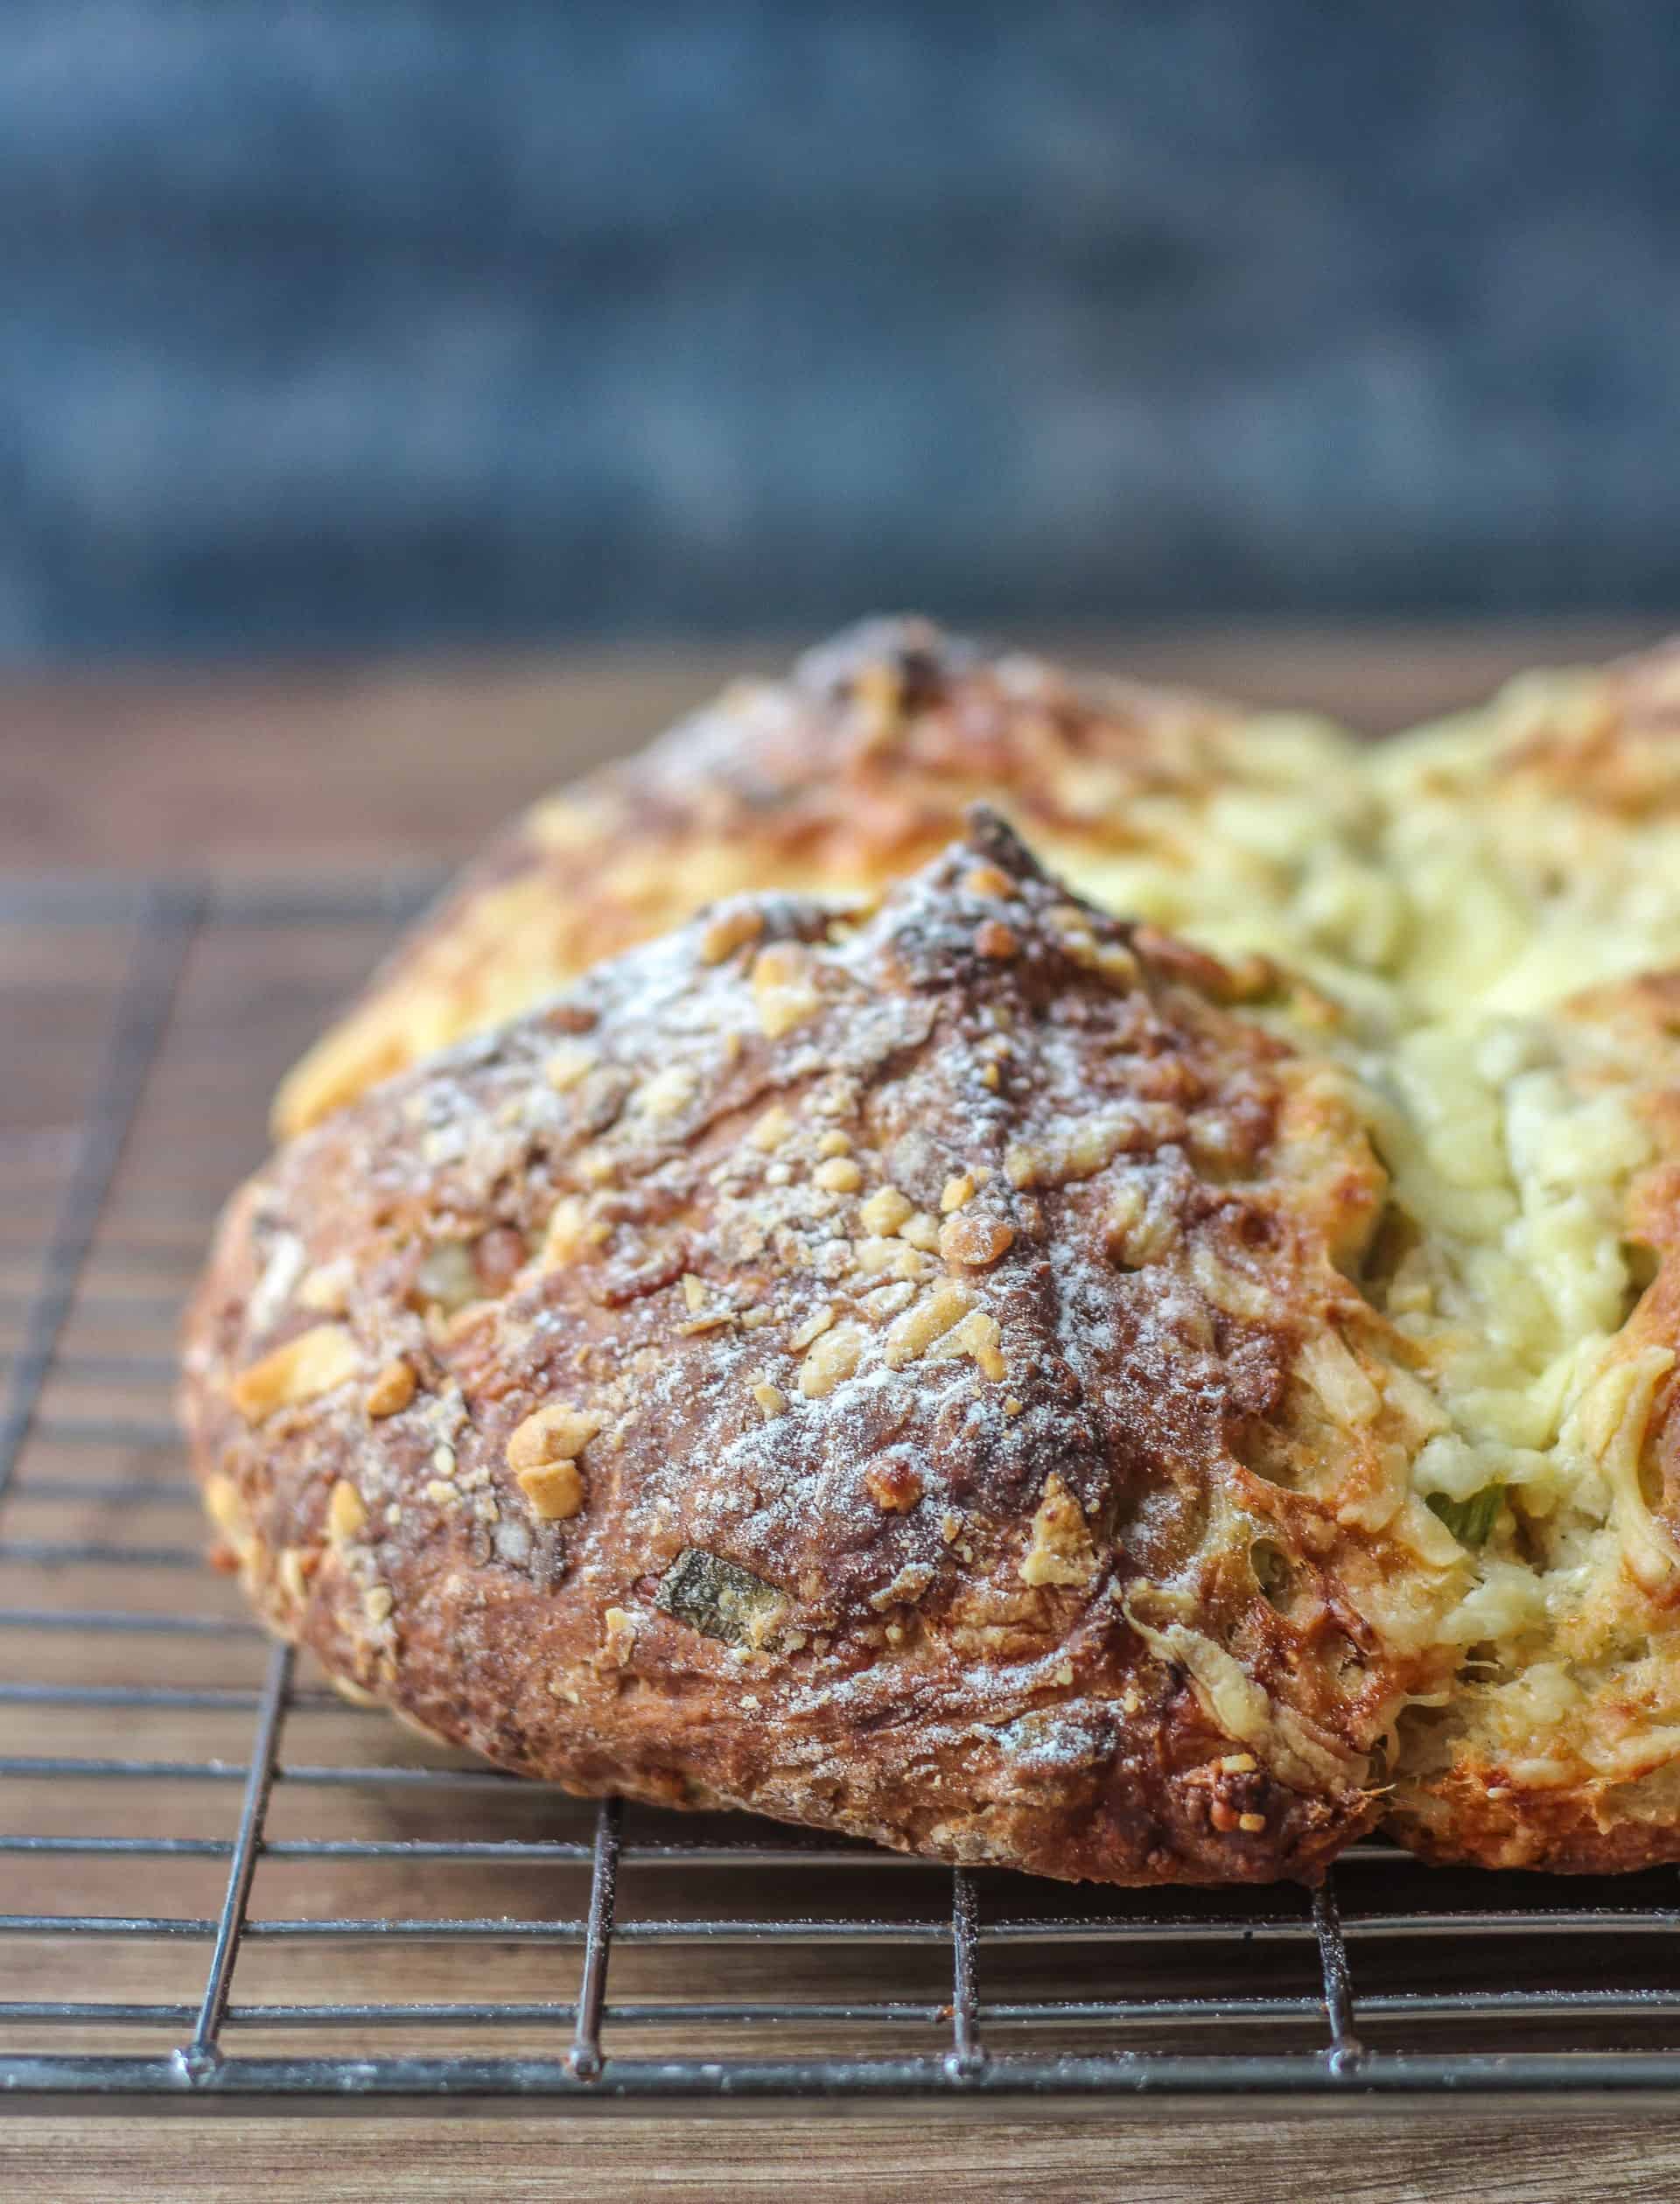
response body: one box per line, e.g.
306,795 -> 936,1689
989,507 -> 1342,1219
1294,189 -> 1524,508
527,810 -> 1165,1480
1,1 -> 1676,662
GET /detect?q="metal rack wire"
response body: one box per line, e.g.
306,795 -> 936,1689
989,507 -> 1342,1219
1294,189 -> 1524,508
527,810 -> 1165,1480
5,875 -> 1680,2115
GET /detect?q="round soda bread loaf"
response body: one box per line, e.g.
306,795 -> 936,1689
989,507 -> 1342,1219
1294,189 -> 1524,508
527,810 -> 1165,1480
186,819 -> 1467,1886
228,622 -> 1680,1877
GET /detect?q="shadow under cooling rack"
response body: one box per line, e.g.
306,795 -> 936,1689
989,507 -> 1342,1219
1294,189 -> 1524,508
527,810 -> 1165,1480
4,873 -> 1680,2115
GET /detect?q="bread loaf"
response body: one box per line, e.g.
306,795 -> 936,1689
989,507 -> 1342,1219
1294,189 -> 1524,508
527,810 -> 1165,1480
217,621 -> 1680,1877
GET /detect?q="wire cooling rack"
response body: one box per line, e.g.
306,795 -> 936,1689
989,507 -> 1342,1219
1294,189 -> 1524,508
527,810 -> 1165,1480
5,875 -> 1680,2117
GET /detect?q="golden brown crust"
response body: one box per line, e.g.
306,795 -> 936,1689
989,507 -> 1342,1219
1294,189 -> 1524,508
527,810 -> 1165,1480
1485,637 -> 1680,815
1384,1769 -> 1680,1876
188,819 -> 1460,1886
271,619 -> 1355,1137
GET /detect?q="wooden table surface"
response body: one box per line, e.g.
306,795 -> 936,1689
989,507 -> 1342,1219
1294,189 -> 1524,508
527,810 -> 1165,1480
3,619 -> 1676,2202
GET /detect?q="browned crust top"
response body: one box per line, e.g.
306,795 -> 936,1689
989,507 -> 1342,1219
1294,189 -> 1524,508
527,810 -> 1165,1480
270,619 -> 1263,1136
188,817 -> 1444,1886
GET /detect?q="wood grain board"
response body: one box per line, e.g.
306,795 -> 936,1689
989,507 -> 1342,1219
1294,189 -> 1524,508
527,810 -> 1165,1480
4,624 -> 1679,2200
6,2110 -> 1680,2203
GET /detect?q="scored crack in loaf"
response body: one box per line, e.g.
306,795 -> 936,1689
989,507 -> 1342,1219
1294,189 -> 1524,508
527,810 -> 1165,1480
1373,968 -> 1680,1870
186,815 -> 1477,1886
1335,645 -> 1680,1866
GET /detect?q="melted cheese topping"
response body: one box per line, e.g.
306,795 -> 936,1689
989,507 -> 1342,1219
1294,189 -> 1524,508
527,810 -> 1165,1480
1040,666 -> 1680,1795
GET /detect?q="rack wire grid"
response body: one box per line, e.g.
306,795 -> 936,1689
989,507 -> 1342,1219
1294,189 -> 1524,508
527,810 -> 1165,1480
5,870 -> 1680,2120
